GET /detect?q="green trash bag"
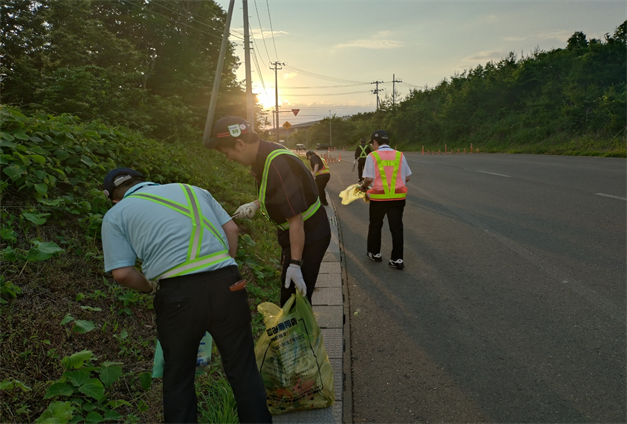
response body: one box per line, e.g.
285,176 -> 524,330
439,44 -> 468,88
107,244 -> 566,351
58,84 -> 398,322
255,290 -> 335,415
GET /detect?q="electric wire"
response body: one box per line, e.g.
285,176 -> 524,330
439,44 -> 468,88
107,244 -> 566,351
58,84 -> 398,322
253,0 -> 272,65
283,64 -> 369,84
285,90 -> 372,97
265,0 -> 280,60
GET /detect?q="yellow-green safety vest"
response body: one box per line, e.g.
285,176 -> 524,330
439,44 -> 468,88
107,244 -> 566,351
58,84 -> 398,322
128,184 -> 232,280
258,149 -> 322,230
358,144 -> 369,158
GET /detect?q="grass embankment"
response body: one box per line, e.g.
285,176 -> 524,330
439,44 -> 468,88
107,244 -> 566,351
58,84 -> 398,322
0,106 -> 281,423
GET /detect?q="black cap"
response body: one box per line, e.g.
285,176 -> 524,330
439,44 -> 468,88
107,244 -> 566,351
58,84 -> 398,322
360,137 -> 366,143
306,150 -> 315,157
206,116 -> 258,149
370,130 -> 389,144
103,167 -> 143,199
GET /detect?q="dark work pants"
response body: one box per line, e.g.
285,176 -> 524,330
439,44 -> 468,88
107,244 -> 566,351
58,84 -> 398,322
357,158 -> 366,180
315,174 -> 331,205
280,235 -> 331,307
154,265 -> 272,423
367,199 -> 406,261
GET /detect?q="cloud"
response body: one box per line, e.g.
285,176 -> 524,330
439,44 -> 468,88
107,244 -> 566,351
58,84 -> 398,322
463,51 -> 507,62
335,39 -> 403,49
284,72 -> 298,80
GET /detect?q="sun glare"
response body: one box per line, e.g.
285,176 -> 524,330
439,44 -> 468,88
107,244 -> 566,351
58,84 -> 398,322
256,92 -> 276,109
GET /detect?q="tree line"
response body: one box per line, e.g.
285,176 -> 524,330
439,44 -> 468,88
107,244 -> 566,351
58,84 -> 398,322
290,21 -> 626,156
1,0 -> 254,143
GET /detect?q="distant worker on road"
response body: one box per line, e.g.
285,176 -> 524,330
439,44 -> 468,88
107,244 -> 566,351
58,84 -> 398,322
100,168 -> 271,423
359,130 -> 412,270
206,116 -> 331,307
306,150 -> 331,206
354,137 -> 373,183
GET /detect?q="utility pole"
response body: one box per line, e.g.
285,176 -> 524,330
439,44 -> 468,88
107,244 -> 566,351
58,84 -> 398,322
329,110 -> 332,146
371,80 -> 384,110
243,0 -> 254,131
392,74 -> 402,107
270,61 -> 285,144
203,0 -> 235,146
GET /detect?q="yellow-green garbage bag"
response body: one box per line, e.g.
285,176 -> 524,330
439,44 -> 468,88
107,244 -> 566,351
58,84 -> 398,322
339,183 -> 368,205
255,290 -> 334,415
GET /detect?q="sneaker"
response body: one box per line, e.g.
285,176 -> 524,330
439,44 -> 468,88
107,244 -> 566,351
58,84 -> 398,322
367,252 -> 382,262
388,259 -> 404,270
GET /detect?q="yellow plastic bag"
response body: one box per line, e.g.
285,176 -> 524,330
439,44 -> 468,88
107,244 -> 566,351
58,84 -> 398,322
339,183 -> 369,205
255,291 -> 334,415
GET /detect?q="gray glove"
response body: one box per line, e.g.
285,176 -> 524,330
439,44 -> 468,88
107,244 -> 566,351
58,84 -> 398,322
284,264 -> 307,296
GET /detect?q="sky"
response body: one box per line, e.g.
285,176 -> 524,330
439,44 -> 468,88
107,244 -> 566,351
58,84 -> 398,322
213,0 -> 625,129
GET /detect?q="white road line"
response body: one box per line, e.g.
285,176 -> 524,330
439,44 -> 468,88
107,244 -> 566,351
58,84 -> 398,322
595,193 -> 627,201
475,170 -> 511,178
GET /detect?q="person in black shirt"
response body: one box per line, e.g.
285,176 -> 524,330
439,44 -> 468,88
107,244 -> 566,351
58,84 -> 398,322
205,116 -> 331,306
306,150 -> 331,206
354,137 -> 372,183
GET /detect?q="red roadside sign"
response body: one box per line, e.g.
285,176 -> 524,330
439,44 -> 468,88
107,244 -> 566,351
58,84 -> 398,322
291,109 -> 300,116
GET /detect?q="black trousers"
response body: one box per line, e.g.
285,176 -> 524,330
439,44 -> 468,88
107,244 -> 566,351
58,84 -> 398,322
280,235 -> 331,307
367,199 -> 406,261
154,265 -> 272,423
315,174 -> 330,205
357,158 -> 366,180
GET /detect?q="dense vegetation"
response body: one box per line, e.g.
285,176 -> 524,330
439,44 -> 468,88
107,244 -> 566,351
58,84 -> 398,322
291,21 -> 626,157
0,105 -> 281,423
1,0 -> 262,142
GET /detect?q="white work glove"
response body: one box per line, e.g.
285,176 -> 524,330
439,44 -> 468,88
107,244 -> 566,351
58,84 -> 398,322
284,264 -> 307,296
233,201 -> 259,219
146,280 -> 159,295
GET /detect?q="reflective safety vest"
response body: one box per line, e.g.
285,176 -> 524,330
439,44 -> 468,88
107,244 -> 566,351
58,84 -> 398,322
314,156 -> 330,177
367,150 -> 408,201
259,149 -> 322,230
128,184 -> 232,280
358,144 -> 369,158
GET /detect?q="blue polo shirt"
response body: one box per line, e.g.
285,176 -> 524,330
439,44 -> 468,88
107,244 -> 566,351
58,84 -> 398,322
102,182 -> 236,280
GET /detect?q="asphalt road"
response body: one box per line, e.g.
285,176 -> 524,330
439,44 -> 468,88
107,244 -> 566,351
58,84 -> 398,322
325,152 -> 626,423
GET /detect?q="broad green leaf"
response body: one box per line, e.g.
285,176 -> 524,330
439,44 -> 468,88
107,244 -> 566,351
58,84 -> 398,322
13,131 -> 29,140
78,378 -> 105,400
60,314 -> 74,325
54,149 -> 71,160
35,184 -> 49,195
139,372 -> 152,391
44,382 -> 75,399
0,228 -> 16,241
22,212 -> 48,226
35,401 -> 75,424
99,365 -> 122,387
63,369 -> 90,387
29,154 -> 46,164
103,410 -> 122,421
61,350 -> 93,370
0,133 -> 16,142
76,293 -> 85,301
1,246 -> 18,262
0,154 -> 12,165
3,164 -> 27,181
80,156 -> 95,167
26,241 -> 64,261
72,320 -> 95,334
82,402 -> 96,411
34,170 -> 47,179
85,411 -> 104,423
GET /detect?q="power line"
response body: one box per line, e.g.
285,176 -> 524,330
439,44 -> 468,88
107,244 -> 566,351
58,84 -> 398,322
265,0 -> 280,60
253,0 -> 272,65
283,64 -> 369,84
264,83 -> 370,89
284,90 -> 372,97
